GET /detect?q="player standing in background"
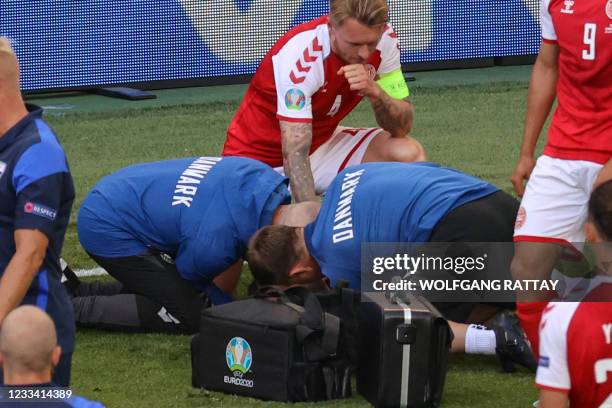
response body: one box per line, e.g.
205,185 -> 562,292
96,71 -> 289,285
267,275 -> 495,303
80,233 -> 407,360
536,181 -> 612,408
223,0 -> 425,202
0,38 -> 75,386
510,0 -> 612,356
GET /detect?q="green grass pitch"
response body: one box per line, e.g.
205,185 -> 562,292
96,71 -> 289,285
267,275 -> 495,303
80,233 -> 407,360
33,68 -> 546,407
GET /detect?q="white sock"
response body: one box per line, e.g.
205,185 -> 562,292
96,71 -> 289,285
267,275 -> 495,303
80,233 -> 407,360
465,324 -> 496,355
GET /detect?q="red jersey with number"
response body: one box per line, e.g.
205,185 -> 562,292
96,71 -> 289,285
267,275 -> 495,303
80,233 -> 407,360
540,0 -> 612,164
536,284 -> 612,407
222,16 -> 401,167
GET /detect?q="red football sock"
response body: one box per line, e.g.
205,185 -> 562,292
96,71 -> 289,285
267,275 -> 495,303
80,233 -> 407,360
516,301 -> 549,360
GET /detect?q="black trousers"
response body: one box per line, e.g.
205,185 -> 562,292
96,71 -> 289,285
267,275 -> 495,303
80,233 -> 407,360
428,190 -> 519,323
72,251 -> 207,334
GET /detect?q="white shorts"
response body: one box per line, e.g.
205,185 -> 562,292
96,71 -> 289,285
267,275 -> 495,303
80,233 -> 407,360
275,126 -> 383,194
513,155 -> 603,244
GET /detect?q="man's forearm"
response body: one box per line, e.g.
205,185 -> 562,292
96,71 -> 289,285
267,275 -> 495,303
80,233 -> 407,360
0,251 -> 43,325
280,121 -> 317,202
521,47 -> 559,157
369,88 -> 413,138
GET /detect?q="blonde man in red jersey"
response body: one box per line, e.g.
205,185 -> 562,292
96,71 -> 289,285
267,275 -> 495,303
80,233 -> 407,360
223,0 -> 425,202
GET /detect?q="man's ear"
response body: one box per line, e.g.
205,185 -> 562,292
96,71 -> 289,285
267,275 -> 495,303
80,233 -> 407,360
51,345 -> 61,367
288,260 -> 313,280
586,221 -> 601,243
287,258 -> 320,284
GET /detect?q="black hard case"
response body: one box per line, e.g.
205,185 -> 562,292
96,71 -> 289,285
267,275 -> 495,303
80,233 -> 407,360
356,292 -> 452,408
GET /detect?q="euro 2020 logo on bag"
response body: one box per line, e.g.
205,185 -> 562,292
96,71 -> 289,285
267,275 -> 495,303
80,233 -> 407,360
224,337 -> 254,388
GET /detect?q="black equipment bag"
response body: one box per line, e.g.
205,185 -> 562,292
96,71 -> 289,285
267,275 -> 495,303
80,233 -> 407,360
191,286 -> 359,402
356,292 -> 452,408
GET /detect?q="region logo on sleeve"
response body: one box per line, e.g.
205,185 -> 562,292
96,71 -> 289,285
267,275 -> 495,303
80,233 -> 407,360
538,356 -> 550,368
365,64 -> 377,80
224,337 -> 254,388
24,202 -> 57,221
285,88 -> 306,111
607,0 -> 612,19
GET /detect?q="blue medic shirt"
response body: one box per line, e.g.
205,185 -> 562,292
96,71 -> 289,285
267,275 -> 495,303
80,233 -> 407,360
0,105 -> 75,353
304,162 -> 499,288
78,156 -> 290,291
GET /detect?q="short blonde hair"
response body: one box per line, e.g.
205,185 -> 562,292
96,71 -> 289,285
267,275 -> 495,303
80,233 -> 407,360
329,0 -> 389,27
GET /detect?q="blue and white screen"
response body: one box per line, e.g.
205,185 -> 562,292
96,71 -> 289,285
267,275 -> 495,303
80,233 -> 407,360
0,0 -> 540,91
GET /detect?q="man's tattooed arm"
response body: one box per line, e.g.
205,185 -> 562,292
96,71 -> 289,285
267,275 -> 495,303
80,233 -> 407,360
370,92 -> 414,138
280,120 -> 317,202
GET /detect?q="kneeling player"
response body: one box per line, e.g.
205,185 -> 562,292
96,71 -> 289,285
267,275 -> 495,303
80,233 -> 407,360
536,180 -> 612,407
70,156 -> 317,334
247,162 -> 536,372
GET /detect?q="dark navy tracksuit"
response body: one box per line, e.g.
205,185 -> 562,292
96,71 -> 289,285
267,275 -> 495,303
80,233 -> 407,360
0,105 -> 75,386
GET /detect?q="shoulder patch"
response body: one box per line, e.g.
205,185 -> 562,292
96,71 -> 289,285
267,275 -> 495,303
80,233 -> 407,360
24,201 -> 57,220
285,88 -> 306,110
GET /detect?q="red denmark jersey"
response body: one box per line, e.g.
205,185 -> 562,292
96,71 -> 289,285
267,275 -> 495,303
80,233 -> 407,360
540,0 -> 612,164
223,15 -> 401,167
536,285 -> 612,407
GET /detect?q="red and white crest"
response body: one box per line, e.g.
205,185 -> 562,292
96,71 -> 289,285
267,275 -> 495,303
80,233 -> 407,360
365,64 -> 376,80
607,0 -> 612,20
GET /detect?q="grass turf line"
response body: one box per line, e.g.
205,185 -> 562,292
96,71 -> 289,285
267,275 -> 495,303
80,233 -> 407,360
46,81 -> 543,407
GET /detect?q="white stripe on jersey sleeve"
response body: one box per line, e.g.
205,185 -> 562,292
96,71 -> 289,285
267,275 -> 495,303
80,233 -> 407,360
536,302 -> 581,391
272,25 -> 330,121
540,0 -> 557,41
376,24 -> 401,76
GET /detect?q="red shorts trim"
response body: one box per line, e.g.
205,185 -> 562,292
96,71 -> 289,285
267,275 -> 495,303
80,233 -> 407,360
513,235 -> 583,261
276,115 -> 312,123
337,128 -> 379,172
535,383 -> 570,394
542,38 -> 558,44
514,236 -> 570,245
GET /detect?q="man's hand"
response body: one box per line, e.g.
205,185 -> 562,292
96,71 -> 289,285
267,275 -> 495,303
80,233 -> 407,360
338,64 -> 381,99
511,155 -> 536,197
338,64 -> 413,137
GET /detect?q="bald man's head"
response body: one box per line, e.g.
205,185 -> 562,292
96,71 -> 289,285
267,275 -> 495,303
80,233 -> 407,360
0,306 -> 60,375
0,37 -> 22,96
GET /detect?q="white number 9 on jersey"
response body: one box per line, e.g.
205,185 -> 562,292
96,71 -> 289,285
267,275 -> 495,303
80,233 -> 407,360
582,23 -> 597,61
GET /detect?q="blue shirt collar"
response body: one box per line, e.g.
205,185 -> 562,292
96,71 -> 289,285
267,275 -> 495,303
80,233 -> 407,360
0,104 -> 43,152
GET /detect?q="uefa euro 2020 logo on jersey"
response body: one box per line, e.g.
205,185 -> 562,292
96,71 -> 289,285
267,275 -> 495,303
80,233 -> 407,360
285,88 -> 306,111
223,337 -> 254,388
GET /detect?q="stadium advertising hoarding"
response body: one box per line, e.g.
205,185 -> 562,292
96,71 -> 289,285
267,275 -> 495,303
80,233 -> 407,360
0,0 -> 540,92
